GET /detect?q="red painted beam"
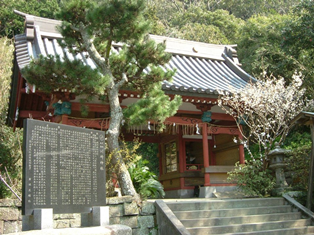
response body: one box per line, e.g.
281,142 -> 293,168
19,110 -> 48,119
71,102 -> 111,112
211,113 -> 234,121
166,116 -> 203,125
66,118 -> 109,130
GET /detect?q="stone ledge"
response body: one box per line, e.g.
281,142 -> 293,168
0,199 -> 21,207
0,208 -> 21,220
106,196 -> 133,205
6,224 -> 132,235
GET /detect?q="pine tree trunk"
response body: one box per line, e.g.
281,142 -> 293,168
106,86 -> 137,196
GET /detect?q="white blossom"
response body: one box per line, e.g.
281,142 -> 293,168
218,73 -> 306,160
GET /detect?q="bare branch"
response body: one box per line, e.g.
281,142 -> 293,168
0,173 -> 21,201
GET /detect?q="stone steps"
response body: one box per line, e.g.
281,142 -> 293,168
174,205 -> 293,219
167,198 -> 285,211
166,198 -> 314,235
181,212 -> 302,227
210,227 -> 314,235
187,219 -> 311,234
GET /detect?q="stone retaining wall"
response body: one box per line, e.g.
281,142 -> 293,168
0,199 -> 22,234
0,197 -> 157,235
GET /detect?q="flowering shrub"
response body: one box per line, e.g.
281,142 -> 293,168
218,73 -> 306,163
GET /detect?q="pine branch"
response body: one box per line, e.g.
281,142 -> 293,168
116,73 -> 128,89
77,23 -> 112,78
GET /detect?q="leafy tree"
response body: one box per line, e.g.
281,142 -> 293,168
0,0 -> 61,38
171,8 -> 243,44
283,130 -> 312,206
146,1 -> 243,44
0,37 -> 23,198
237,14 -> 301,82
285,132 -> 311,191
21,0 -> 182,197
218,0 -> 298,20
282,0 -> 314,97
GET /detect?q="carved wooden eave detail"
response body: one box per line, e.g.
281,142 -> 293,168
194,103 -> 215,112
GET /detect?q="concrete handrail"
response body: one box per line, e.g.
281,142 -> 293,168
283,193 -> 314,221
155,200 -> 191,235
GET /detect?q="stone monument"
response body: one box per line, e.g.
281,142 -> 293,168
22,119 -> 108,231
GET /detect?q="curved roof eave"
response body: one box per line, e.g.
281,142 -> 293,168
13,11 -> 255,98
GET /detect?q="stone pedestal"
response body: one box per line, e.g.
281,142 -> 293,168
268,143 -> 291,196
22,208 -> 53,231
81,206 -> 109,227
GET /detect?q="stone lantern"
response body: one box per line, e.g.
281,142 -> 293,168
268,143 -> 290,196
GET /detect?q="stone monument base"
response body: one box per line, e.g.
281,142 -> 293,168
8,224 -> 132,235
23,207 -> 109,232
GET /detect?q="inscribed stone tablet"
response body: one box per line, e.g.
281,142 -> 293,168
22,119 -> 106,215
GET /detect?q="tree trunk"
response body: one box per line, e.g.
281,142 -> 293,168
106,85 -> 137,196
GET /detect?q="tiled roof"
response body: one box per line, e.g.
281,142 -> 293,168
14,11 -> 255,96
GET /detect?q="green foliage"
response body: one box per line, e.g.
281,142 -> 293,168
284,129 -> 311,192
284,127 -> 312,149
282,0 -> 314,97
106,139 -> 163,199
0,0 -> 61,38
170,8 -> 243,44
282,0 -> 314,56
284,132 -> 311,207
0,126 -> 23,199
0,37 -> 13,118
228,160 -> 275,197
237,14 -> 300,82
22,55 -> 108,97
137,143 -> 159,176
146,1 -> 243,44
123,84 -> 182,127
0,37 -> 23,198
217,0 -> 296,20
57,0 -> 151,57
109,36 -> 174,84
128,159 -> 165,199
286,144 -> 311,192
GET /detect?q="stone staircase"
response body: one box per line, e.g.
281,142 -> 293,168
166,198 -> 314,235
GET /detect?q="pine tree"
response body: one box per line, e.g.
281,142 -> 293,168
22,0 -> 182,197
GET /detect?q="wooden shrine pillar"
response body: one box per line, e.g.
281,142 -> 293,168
61,114 -> 68,124
307,120 -> 314,209
239,134 -> 245,164
13,73 -> 24,131
202,123 -> 210,186
158,144 -> 163,176
178,127 -> 185,188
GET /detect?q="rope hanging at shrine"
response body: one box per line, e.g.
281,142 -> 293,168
67,116 -> 110,130
64,116 -> 239,136
126,121 -> 203,135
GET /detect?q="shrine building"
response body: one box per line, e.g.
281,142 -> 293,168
7,12 -> 256,198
